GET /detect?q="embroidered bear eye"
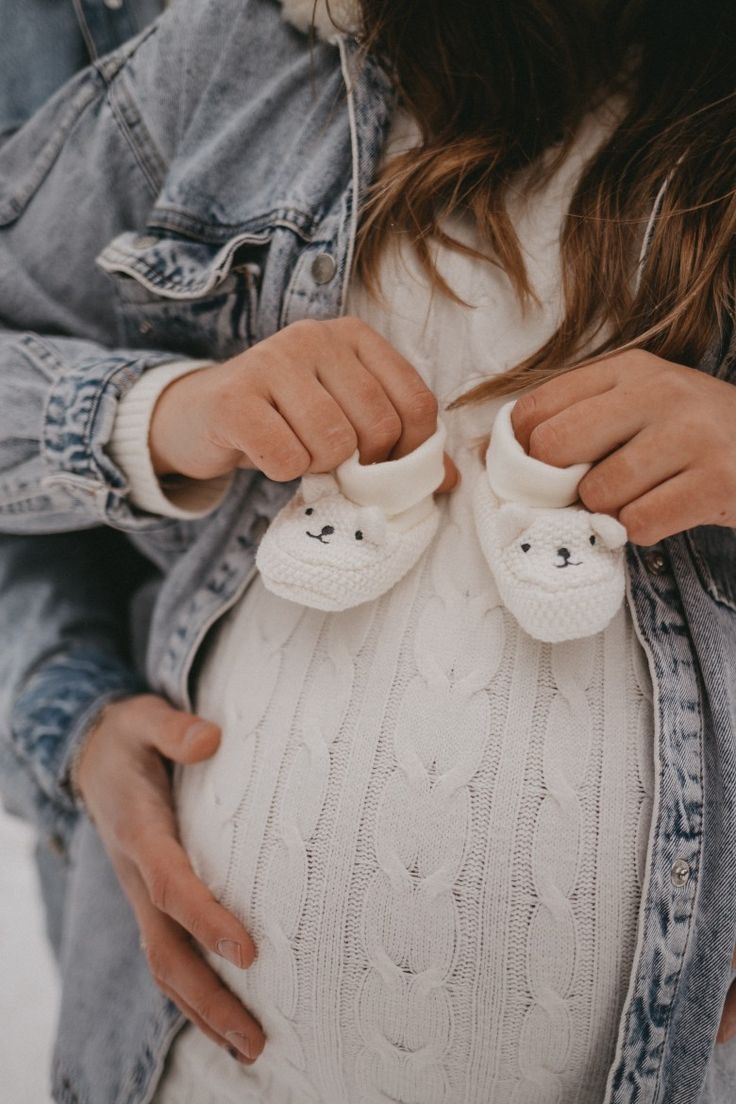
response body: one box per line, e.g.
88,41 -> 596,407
305,507 -> 314,516
589,534 -> 596,545
521,542 -> 531,553
354,530 -> 363,541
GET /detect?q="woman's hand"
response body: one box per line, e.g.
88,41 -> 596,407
75,694 -> 266,1065
718,950 -> 736,1044
511,349 -> 736,545
149,315 -> 458,490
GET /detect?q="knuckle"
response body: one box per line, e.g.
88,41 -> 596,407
511,392 -> 537,434
193,993 -> 219,1027
578,476 -> 605,513
528,421 -> 563,464
620,505 -> 654,546
580,459 -> 630,512
264,450 -> 308,482
287,318 -> 323,344
370,411 -> 403,446
319,423 -> 359,465
405,389 -> 439,425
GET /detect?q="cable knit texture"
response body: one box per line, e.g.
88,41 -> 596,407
255,423 -> 447,611
152,101 -> 654,1104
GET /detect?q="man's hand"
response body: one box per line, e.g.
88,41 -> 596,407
150,316 -> 458,491
511,350 -> 736,545
75,694 -> 265,1064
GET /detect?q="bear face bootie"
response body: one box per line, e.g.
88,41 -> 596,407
256,422 -> 447,611
473,400 -> 628,643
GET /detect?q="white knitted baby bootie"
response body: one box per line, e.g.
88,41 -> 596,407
473,400 -> 628,642
256,422 -> 447,611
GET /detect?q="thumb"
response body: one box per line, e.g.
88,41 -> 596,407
136,698 -> 221,764
436,452 -> 460,495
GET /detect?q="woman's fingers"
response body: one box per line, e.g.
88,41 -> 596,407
618,470 -> 710,547
577,427 -> 685,516
157,980 -> 254,1064
266,369 -> 360,472
524,390 -> 646,468
316,358 -> 403,464
436,453 -> 460,494
120,855 -> 266,1060
346,320 -> 440,457
512,363 -> 618,451
717,979 -> 736,1044
130,830 -> 257,968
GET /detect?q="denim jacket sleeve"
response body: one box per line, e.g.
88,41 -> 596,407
0,6 -> 229,534
0,529 -> 152,848
0,0 -> 165,140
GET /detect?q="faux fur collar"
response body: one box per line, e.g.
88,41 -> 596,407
279,0 -> 361,42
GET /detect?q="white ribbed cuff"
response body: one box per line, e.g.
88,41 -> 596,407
486,400 -> 591,509
108,360 -> 233,519
336,421 -> 447,516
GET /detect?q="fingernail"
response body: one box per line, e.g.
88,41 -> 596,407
226,1045 -> 251,1064
226,1031 -> 264,1061
217,939 -> 243,968
185,720 -> 211,746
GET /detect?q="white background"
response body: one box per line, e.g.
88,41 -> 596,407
0,804 -> 59,1103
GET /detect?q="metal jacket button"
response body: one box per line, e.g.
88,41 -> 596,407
311,252 -> 337,284
671,858 -> 691,887
643,550 -> 667,576
104,0 -> 123,9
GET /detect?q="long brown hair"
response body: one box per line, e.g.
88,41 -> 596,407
323,0 -> 736,403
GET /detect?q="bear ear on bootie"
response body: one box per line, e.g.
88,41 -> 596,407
472,400 -> 628,643
255,422 -> 448,612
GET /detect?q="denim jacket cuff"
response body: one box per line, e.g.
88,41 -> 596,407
38,338 -> 206,529
107,359 -> 234,519
11,647 -> 147,819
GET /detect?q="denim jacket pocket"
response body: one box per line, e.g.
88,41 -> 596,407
96,230 -> 267,360
685,525 -> 736,612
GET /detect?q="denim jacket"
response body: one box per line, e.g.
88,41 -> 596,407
0,0 -> 164,139
0,2 -> 735,1102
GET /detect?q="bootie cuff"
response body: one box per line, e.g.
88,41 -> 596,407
337,421 -> 447,517
486,400 -> 590,509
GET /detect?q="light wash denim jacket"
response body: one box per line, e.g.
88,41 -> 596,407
0,2 -> 735,1102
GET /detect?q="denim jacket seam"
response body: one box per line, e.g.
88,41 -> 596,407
105,82 -> 165,199
145,205 -> 323,243
41,354 -> 177,521
650,703 -> 706,1103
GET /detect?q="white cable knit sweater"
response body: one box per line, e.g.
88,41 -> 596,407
139,97 -> 656,1104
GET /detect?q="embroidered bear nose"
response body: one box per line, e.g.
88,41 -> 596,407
321,525 -> 335,536
557,547 -> 570,560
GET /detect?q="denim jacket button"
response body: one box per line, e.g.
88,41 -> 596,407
671,858 -> 691,887
134,234 -> 158,250
311,252 -> 337,284
644,550 -> 667,576
104,0 -> 124,9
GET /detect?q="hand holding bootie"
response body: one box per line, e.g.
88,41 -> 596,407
473,400 -> 627,642
256,422 -> 447,611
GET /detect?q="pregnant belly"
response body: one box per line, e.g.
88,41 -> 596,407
170,522 -> 654,1104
